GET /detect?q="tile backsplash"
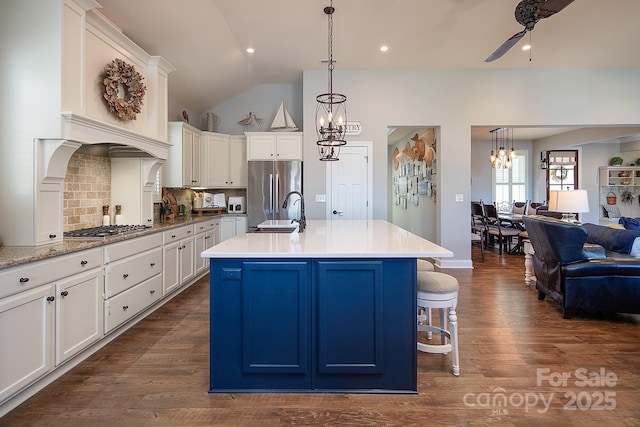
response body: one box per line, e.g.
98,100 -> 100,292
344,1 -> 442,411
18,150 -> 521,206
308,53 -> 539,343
62,152 -> 248,231
63,152 -> 111,231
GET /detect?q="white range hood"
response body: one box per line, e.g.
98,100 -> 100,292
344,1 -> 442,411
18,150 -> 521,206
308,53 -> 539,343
61,112 -> 170,160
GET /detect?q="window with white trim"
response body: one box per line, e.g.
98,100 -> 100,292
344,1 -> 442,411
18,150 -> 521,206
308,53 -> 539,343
494,152 -> 527,206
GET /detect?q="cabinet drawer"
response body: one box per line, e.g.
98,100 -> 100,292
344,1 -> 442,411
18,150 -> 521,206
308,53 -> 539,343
104,273 -> 162,334
0,248 -> 101,299
104,248 -> 162,298
163,225 -> 194,244
103,233 -> 162,264
194,219 -> 218,234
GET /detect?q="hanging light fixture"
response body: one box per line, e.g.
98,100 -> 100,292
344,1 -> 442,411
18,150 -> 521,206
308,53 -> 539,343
489,127 -> 515,169
316,0 -> 347,161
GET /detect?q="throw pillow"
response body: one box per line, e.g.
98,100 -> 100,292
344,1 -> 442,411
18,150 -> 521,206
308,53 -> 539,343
603,204 -> 621,219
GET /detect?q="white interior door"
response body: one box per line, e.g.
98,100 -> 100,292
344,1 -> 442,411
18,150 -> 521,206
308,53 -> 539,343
327,143 -> 372,220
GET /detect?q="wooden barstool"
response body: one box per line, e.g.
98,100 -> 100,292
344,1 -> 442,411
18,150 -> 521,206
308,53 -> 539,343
416,271 -> 460,376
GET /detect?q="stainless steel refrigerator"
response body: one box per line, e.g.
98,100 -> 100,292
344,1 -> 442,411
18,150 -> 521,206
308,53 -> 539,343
247,160 -> 303,230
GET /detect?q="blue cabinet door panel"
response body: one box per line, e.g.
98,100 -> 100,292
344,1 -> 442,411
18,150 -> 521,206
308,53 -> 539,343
313,259 -> 416,392
316,261 -> 384,374
210,259 -> 310,392
242,262 -> 308,374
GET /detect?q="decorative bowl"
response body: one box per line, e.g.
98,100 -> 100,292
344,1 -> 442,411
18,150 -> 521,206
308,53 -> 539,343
618,172 -> 630,178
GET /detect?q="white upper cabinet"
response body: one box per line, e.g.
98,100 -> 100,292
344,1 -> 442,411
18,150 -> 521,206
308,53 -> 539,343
246,132 -> 303,161
202,133 -> 247,188
165,122 -> 202,187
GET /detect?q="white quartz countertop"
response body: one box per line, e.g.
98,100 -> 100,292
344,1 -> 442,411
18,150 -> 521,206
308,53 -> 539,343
201,220 -> 453,259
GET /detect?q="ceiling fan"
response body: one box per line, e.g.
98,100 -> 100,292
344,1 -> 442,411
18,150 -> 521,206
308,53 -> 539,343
485,0 -> 575,62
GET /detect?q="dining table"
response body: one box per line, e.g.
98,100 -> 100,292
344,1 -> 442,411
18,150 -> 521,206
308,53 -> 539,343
498,213 -> 525,230
497,213 -> 526,254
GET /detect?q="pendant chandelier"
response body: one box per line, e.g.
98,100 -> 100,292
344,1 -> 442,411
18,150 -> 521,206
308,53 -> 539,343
316,0 -> 347,161
489,127 -> 515,169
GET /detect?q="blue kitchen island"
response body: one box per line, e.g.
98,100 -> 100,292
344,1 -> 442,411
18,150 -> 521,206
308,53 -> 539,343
201,220 -> 452,394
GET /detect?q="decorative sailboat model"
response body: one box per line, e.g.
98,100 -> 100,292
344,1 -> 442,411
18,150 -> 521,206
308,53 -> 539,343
270,101 -> 298,132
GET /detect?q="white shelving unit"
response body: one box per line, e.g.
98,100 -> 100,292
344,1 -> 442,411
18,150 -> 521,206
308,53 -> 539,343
598,166 -> 640,223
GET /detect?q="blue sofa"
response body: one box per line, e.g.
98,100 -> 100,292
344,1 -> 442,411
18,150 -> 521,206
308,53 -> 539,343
523,216 -> 640,319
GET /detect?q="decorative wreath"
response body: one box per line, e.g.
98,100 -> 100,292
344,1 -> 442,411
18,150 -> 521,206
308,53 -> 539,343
102,58 -> 146,121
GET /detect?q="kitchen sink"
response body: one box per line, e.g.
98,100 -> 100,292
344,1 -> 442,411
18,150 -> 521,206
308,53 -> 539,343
251,226 -> 298,233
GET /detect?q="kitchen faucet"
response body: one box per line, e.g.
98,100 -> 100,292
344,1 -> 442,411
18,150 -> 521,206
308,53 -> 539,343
282,191 -> 306,232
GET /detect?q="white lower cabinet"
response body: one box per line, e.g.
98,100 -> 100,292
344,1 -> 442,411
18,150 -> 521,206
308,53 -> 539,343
220,216 -> 247,242
0,220 -> 216,412
0,247 -> 103,403
162,225 -> 195,296
195,219 -> 219,276
0,284 -> 53,404
55,268 -> 102,365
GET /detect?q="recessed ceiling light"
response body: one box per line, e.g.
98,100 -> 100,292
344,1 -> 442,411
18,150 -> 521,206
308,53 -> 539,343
246,48 -> 255,54
522,45 -> 531,51
380,45 -> 389,52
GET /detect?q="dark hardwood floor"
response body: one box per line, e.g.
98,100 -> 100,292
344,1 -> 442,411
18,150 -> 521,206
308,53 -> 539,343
2,246 -> 640,426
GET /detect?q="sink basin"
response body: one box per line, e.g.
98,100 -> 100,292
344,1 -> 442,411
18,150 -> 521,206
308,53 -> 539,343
252,226 -> 298,233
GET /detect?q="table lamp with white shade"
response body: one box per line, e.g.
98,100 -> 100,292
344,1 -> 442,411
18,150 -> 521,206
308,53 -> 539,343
548,189 -> 590,223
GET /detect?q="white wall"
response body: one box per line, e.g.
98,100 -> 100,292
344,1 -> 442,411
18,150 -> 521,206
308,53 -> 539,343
198,83 -> 302,135
303,67 -> 640,268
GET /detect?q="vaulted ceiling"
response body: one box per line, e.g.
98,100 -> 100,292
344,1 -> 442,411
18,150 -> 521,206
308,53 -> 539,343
98,0 -> 640,114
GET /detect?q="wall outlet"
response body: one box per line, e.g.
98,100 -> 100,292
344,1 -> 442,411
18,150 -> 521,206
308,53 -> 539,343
315,194 -> 326,202
455,194 -> 464,202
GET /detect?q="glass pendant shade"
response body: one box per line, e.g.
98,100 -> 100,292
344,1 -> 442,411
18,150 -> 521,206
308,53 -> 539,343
316,92 -> 347,161
489,127 -> 516,169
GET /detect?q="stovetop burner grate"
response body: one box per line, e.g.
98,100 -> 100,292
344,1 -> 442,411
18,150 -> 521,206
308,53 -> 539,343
64,224 -> 151,239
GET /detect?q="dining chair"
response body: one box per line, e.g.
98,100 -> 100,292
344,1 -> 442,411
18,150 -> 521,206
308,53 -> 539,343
483,203 -> 521,254
512,201 -> 528,215
471,213 -> 485,263
495,200 -> 512,213
528,202 -> 544,215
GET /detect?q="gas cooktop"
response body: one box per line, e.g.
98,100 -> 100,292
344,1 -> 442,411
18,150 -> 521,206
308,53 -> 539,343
64,224 -> 152,240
